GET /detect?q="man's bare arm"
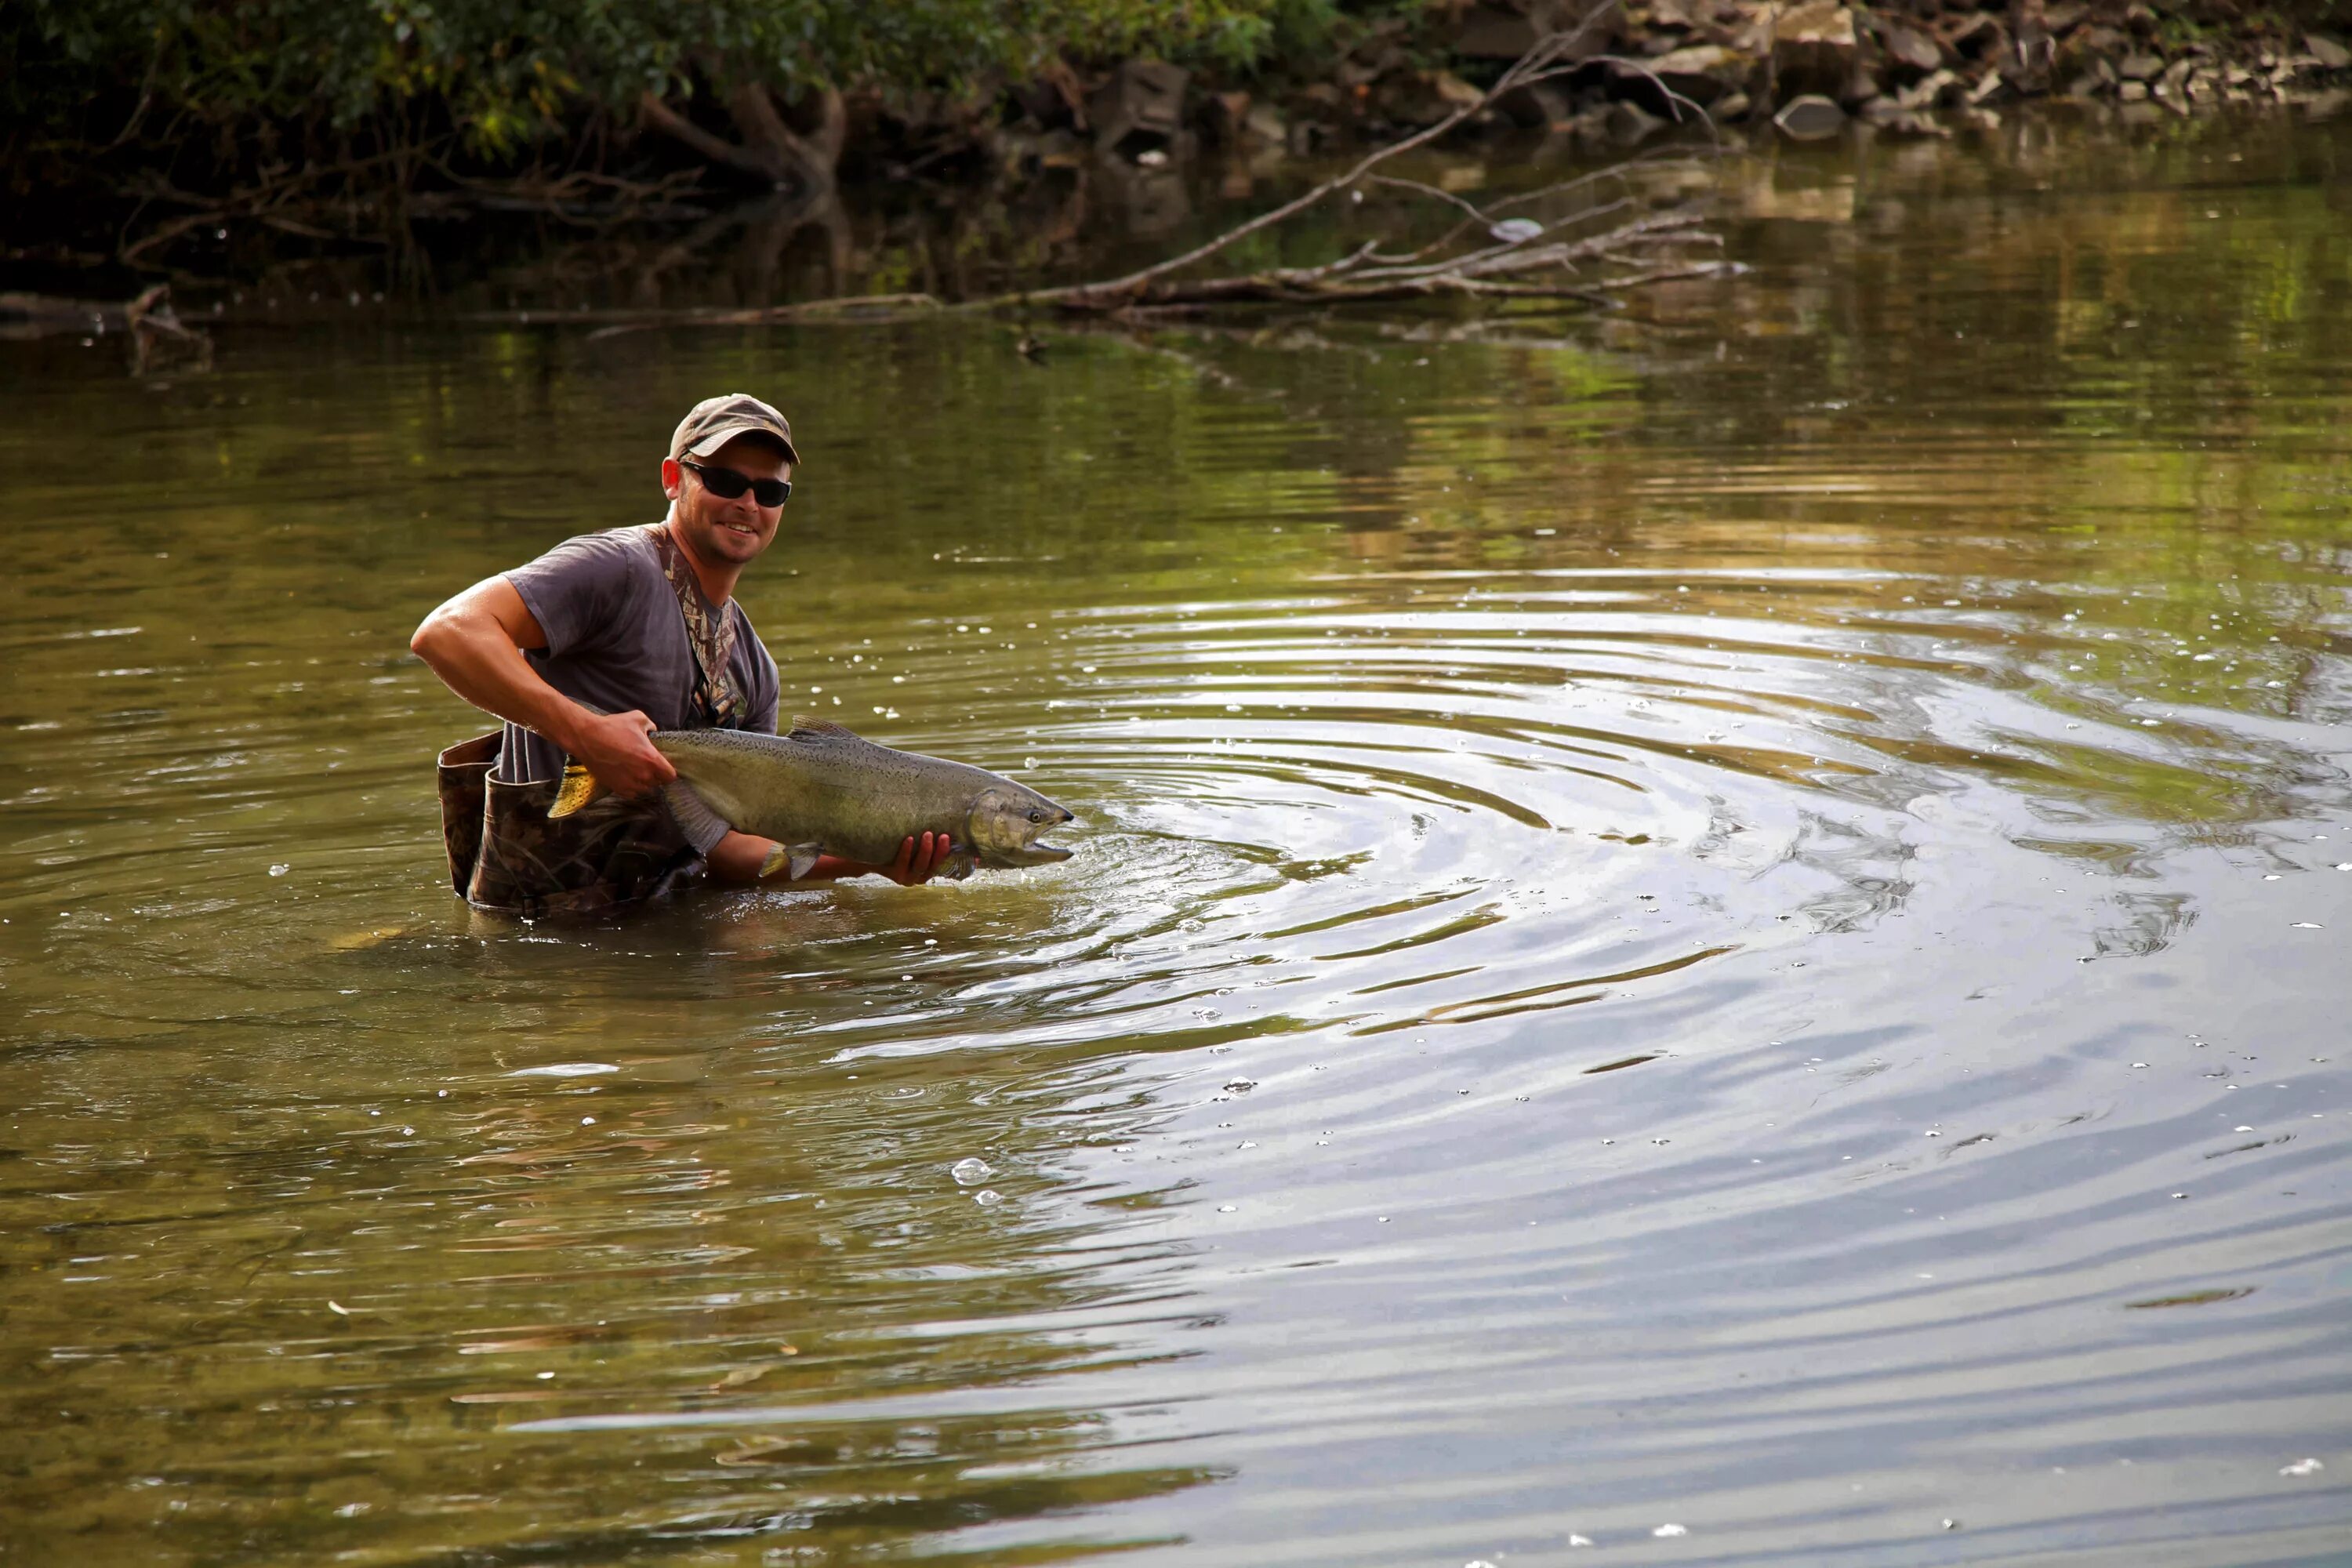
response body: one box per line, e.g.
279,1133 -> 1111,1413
705,831 -> 956,887
409,576 -> 676,798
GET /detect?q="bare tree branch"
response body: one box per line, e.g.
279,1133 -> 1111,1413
1039,0 -> 1626,307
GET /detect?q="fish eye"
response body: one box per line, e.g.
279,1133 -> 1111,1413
1026,809 -> 1045,823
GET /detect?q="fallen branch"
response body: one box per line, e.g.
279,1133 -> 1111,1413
1033,4 -> 1631,311
0,284 -> 214,372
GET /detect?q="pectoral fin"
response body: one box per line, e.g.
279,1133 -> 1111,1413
660,780 -> 733,849
550,763 -> 604,818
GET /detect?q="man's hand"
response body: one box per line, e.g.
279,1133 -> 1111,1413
879,831 -> 955,886
564,708 -> 676,800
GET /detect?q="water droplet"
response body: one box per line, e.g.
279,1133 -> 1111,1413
2281,1457 -> 2324,1477
268,863 -> 289,877
1224,1077 -> 1257,1093
1568,1537 -> 1595,1548
2132,1062 -> 2150,1069
1218,1204 -> 1237,1213
951,1157 -> 993,1185
973,1189 -> 1004,1207
580,1116 -> 595,1126
1654,1523 -> 1688,1537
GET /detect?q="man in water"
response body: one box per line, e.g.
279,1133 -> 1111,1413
412,393 -> 952,916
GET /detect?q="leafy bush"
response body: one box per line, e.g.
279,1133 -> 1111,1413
5,0 -> 1385,160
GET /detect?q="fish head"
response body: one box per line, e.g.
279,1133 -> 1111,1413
966,782 -> 1077,869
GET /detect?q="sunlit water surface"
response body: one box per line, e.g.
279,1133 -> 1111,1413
4,118 -> 2350,1566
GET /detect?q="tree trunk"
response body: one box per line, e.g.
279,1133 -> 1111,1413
638,71 -> 846,194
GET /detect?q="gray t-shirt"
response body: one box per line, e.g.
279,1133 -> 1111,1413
496,525 -> 780,848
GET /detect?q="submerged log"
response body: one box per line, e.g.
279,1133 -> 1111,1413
0,284 -> 213,371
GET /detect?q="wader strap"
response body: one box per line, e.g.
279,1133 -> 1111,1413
649,523 -> 744,728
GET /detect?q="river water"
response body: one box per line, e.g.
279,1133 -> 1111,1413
3,113 -> 2350,1566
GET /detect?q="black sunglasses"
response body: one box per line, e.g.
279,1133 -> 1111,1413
681,458 -> 791,508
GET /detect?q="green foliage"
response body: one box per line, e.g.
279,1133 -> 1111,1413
2,0 -> 1410,160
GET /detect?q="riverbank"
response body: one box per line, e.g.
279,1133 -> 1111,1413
5,0 -> 2349,300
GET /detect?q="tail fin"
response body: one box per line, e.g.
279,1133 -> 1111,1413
550,762 -> 605,818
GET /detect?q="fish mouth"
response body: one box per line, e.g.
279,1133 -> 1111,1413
1004,804 -> 1076,867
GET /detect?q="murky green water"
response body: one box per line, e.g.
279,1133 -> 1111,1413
5,114 -> 2350,1566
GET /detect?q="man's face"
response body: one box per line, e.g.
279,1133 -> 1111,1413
662,435 -> 793,570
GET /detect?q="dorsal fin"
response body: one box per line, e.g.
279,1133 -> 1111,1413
788,715 -> 862,739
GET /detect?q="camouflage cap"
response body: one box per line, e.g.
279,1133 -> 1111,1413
669,393 -> 799,466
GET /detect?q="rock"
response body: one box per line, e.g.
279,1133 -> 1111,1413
1773,92 -> 1846,137
1713,89 -> 1752,120
1494,79 -> 1575,127
1967,67 -> 2005,104
1651,42 -> 1748,103
2117,53 -> 2164,81
1454,4 -> 1539,59
1381,69 -> 1487,127
1606,98 -> 1668,141
1089,59 -> 1189,154
1878,21 -> 1944,76
1243,103 -> 1288,145
2310,34 -> 2352,71
1449,0 -> 1618,61
1896,68 -> 1959,109
1293,80 -> 1345,118
2118,78 -> 2150,101
2042,2 -> 2089,34
1943,13 -> 2005,60
1770,2 -> 1860,99
1198,89 -> 1251,143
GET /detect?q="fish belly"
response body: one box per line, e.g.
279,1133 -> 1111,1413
662,734 -> 965,866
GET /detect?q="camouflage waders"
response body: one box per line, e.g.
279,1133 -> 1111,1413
437,732 -> 701,918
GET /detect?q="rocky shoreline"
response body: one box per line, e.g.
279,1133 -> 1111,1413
1034,0 -> 2352,171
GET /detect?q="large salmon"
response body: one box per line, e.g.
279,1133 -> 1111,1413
549,717 -> 1076,880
